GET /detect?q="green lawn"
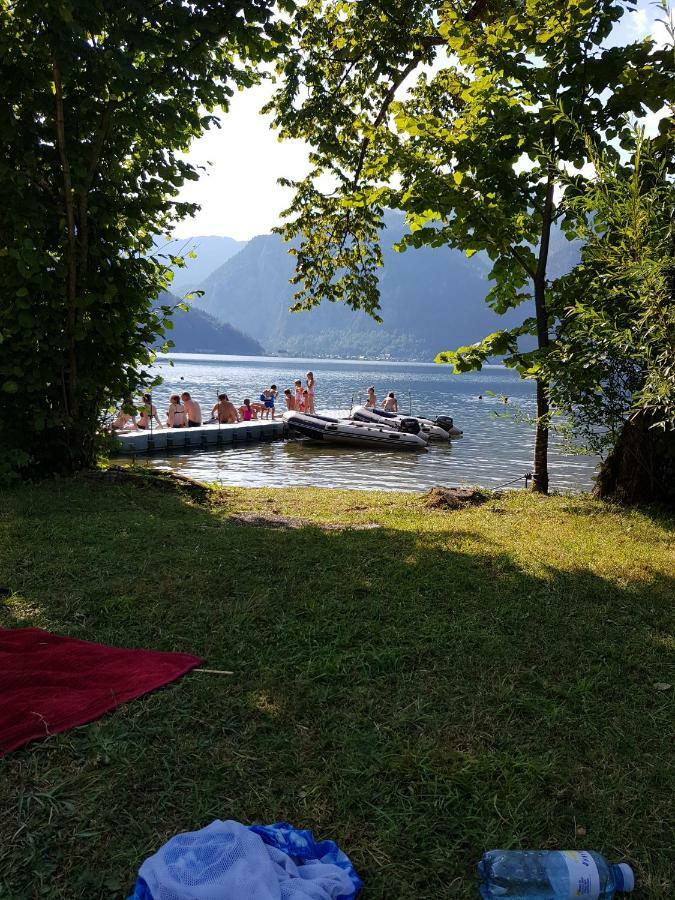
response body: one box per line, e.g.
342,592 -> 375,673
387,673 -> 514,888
0,474 -> 673,898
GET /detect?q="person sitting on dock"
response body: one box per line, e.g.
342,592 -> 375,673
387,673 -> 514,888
365,386 -> 377,408
137,394 -> 162,430
111,405 -> 137,431
181,392 -> 202,427
283,388 -> 295,411
212,393 -> 239,424
382,391 -> 398,413
166,395 -> 187,428
240,398 -> 254,421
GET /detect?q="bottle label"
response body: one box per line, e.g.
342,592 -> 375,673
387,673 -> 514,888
563,851 -> 600,898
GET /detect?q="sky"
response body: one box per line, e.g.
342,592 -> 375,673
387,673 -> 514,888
174,1 -> 670,241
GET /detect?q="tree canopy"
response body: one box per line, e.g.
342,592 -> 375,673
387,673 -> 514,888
269,0 -> 673,491
542,132 -> 675,503
0,0 -> 285,476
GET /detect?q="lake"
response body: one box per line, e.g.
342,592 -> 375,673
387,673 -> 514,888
119,353 -> 598,492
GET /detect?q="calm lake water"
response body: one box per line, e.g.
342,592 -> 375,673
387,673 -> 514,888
119,353 -> 598,492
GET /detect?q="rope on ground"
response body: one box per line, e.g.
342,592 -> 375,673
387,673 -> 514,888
493,472 -> 533,490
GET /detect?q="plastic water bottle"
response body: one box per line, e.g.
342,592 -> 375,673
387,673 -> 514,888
478,850 -> 634,899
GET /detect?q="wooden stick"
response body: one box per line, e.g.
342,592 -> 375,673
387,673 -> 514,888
194,668 -> 235,676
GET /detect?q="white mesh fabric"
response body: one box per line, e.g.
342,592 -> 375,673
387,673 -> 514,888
138,820 -> 356,900
138,820 -> 280,900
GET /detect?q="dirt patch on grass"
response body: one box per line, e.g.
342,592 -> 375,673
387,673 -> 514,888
422,486 -> 495,510
94,466 -> 216,504
227,513 -> 381,531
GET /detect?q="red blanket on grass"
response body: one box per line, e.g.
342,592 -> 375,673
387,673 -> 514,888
0,627 -> 201,756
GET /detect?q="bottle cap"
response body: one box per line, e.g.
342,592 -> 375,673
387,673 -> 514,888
616,863 -> 635,892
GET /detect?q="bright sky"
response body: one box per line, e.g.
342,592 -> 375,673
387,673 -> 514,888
175,1 -> 669,241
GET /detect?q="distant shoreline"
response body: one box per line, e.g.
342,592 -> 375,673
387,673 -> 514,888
159,351 -> 509,370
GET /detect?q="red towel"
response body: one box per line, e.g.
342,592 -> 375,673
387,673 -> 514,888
0,627 -> 201,756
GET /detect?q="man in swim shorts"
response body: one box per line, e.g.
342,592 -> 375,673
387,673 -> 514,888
211,393 -> 239,424
181,392 -> 202,427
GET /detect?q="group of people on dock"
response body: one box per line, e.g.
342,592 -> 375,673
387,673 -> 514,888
283,372 -> 315,415
110,371 -> 316,431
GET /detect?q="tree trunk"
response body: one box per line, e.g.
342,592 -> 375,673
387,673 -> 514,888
531,174 -> 555,494
593,413 -> 675,506
52,58 -> 79,424
532,377 -> 549,493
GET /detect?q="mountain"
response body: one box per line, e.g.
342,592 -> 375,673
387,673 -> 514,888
194,213 -> 580,360
161,235 -> 247,296
154,293 -> 264,355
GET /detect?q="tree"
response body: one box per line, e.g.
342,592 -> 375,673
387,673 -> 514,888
0,0 -> 282,477
269,0 -> 672,492
542,131 -> 675,504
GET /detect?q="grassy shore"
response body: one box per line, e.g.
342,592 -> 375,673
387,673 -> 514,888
0,474 -> 673,898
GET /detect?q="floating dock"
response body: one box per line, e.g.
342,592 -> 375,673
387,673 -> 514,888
113,421 -> 285,455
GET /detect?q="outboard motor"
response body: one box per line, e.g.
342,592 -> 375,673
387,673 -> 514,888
435,415 -> 454,432
399,417 -> 421,435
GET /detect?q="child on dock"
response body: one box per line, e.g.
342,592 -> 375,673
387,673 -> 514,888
240,398 -> 254,421
294,379 -> 303,410
284,388 -> 295,411
258,390 -> 273,419
306,372 -> 315,414
261,387 -> 276,419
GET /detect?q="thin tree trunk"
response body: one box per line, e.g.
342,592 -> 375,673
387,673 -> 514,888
79,97 -> 115,294
52,57 -> 78,420
531,173 -> 555,494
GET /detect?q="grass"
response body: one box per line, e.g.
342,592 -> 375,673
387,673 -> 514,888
0,473 -> 673,899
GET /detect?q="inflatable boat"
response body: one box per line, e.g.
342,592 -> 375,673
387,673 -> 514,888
283,412 -> 427,451
351,406 -> 462,439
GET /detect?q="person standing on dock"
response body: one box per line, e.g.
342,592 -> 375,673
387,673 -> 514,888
306,372 -> 315,414
294,379 -> 303,410
137,394 -> 162,430
181,392 -> 202,427
212,393 -> 239,424
264,387 -> 276,420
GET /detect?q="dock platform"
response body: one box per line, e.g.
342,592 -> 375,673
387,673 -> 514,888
113,420 -> 285,455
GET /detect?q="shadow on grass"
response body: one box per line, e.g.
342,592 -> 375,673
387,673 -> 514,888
0,478 -> 673,899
